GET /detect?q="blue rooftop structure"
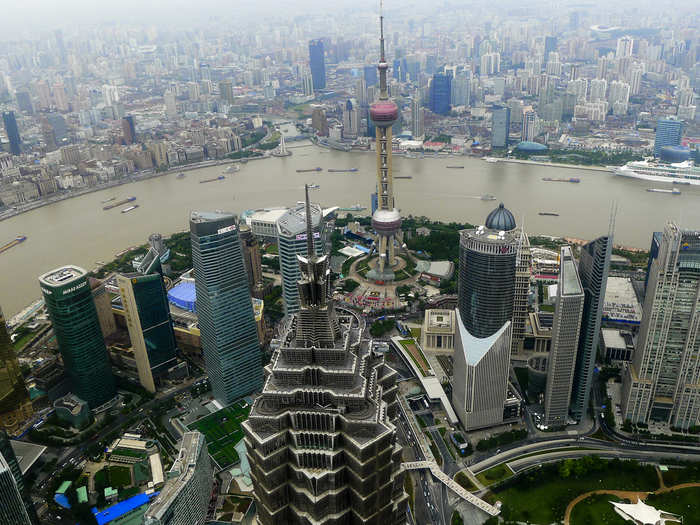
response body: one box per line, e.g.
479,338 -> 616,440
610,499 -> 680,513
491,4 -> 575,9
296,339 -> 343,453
167,281 -> 196,311
92,492 -> 159,525
485,203 -> 517,232
516,141 -> 547,152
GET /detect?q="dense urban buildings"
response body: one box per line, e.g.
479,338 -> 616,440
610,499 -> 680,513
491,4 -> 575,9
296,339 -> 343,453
190,211 -> 263,405
144,432 -> 213,525
571,234 -> 613,421
622,223 -> 700,429
243,195 -> 407,524
39,266 -> 116,408
0,308 -> 33,434
544,246 -> 585,427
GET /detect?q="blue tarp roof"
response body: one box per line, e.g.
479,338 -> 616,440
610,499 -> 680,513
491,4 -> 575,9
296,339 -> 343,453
167,281 -> 196,312
353,244 -> 370,254
92,492 -> 159,525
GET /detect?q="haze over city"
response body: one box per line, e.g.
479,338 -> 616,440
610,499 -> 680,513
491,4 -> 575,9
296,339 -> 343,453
1,1 -> 700,524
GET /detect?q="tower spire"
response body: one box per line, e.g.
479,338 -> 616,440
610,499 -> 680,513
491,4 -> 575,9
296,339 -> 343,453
304,183 -> 314,259
378,0 -> 389,100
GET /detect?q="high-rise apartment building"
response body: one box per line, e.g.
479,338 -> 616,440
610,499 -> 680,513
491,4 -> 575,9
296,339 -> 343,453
491,106 -> 511,148
243,191 -> 407,524
451,71 -> 471,107
342,98 -> 359,139
164,90 -> 177,118
622,224 -> 700,429
453,204 -> 519,430
0,309 -> 33,435
39,266 -> 116,408
522,110 -> 538,142
2,112 -> 21,156
616,36 -> 634,58
654,117 -> 683,157
410,96 -> 424,138
218,80 -> 234,104
122,116 -> 136,145
309,39 -> 326,91
15,91 -> 33,115
118,252 -> 178,394
511,231 -> 531,355
0,453 -> 31,525
571,234 -> 612,421
144,432 -> 213,525
429,73 -> 451,115
544,247 -> 585,427
190,212 -> 262,405
276,202 -> 325,314
239,224 -> 265,298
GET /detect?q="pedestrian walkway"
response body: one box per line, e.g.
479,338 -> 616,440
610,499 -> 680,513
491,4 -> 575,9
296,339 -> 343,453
403,461 -> 500,516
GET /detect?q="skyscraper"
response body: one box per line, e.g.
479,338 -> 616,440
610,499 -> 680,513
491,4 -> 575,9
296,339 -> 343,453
276,202 -> 325,314
122,116 -> 136,145
190,212 -> 262,405
571,234 -> 612,421
654,117 -> 683,157
244,186 -> 407,525
452,204 -> 519,430
544,246 -> 585,427
429,73 -> 451,115
0,453 -> 31,525
118,251 -> 178,394
144,432 -> 212,525
0,308 -> 33,435
1,431 -> 38,524
239,224 -> 265,298
218,80 -> 234,104
622,224 -> 700,429
2,112 -> 21,156
308,39 -> 326,91
410,96 -> 424,139
39,266 -> 116,408
369,16 -> 403,281
511,231 -> 531,355
522,110 -> 538,141
491,106 -> 511,148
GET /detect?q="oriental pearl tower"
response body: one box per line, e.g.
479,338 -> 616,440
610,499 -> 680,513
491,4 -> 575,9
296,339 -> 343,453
369,1 -> 402,281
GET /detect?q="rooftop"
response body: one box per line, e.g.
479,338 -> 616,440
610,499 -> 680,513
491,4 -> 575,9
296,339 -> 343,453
190,210 -> 235,223
603,276 -> 643,324
9,440 -> 47,475
39,265 -> 87,287
425,309 -> 455,334
243,207 -> 289,224
559,246 -> 583,296
93,492 -> 159,525
276,202 -> 322,237
485,203 -> 516,231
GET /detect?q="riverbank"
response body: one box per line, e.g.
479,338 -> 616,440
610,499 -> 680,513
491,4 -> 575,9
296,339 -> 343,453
496,158 -> 612,172
0,156 -> 267,224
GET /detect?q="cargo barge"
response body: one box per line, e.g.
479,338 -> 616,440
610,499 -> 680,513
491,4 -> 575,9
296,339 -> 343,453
200,176 -> 225,183
296,167 -> 323,173
0,235 -> 26,254
103,197 -> 136,210
542,177 -> 580,183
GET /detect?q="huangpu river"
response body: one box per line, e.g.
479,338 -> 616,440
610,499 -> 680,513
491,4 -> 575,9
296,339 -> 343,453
1,138 -> 699,316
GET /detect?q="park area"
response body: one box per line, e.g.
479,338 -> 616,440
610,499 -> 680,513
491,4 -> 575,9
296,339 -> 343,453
478,457 -> 700,525
187,400 -> 250,469
398,339 -> 432,377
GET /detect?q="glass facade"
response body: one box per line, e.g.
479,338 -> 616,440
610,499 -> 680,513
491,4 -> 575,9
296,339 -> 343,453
458,231 -> 517,338
129,273 -> 178,380
309,39 -> 326,90
429,73 -> 452,116
0,309 -> 32,434
190,212 -> 262,405
39,267 -> 116,408
571,235 -> 611,421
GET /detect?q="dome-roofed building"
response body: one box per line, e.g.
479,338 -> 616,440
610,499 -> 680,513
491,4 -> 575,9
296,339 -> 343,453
515,141 -> 548,152
485,203 -> 516,231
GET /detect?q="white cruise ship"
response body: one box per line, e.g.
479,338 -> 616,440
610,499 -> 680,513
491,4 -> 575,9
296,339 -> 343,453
612,159 -> 700,185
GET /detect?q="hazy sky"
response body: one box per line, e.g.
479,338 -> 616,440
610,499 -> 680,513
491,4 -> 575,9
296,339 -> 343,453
0,0 -> 381,40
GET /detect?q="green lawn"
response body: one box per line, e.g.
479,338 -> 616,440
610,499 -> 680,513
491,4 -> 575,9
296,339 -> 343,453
451,510 -> 464,525
492,458 -> 659,524
187,401 -> 250,469
662,463 -> 700,485
454,471 -> 477,491
477,464 -> 513,486
569,494 -> 628,525
646,487 -> 700,525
